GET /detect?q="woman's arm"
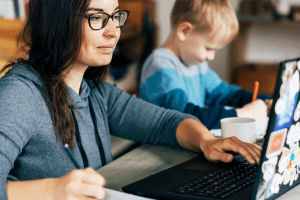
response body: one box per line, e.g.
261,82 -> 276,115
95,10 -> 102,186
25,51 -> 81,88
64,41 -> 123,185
103,82 -> 193,148
7,168 -> 106,200
7,178 -> 54,200
0,78 -> 105,200
176,118 -> 262,164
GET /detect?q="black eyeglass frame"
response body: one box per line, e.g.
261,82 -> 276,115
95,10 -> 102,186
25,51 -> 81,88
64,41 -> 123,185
84,10 -> 129,30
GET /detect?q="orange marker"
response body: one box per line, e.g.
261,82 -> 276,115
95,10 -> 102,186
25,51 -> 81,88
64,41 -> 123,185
252,81 -> 259,102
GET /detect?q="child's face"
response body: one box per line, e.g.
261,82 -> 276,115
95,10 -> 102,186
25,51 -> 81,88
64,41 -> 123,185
178,31 -> 224,66
76,0 -> 121,69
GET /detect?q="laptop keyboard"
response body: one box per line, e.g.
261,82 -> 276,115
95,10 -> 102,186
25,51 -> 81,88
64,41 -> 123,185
174,157 -> 257,199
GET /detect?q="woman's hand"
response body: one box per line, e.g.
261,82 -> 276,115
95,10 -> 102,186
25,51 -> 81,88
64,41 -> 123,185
7,167 -> 106,200
51,167 -> 106,200
199,136 -> 262,164
176,119 -> 262,165
236,99 -> 267,122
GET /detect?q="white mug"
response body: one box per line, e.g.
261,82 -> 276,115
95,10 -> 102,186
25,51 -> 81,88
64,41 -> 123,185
221,117 -> 256,144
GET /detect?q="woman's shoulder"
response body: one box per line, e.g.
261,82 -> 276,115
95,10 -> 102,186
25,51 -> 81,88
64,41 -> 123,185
1,65 -> 30,88
0,64 -> 46,140
2,63 -> 40,82
0,63 -> 44,102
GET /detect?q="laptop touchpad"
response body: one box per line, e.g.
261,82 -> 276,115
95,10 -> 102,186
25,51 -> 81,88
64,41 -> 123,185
181,154 -> 241,171
180,158 -> 220,171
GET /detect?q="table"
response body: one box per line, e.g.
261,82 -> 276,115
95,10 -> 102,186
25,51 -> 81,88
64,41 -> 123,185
97,144 -> 300,200
97,144 -> 198,191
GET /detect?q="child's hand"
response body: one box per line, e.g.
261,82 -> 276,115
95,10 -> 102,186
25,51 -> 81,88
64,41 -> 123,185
236,99 -> 267,122
265,99 -> 273,115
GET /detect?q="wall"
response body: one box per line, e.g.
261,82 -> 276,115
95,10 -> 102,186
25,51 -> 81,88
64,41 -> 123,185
243,0 -> 300,64
155,0 -> 300,82
153,0 -> 175,45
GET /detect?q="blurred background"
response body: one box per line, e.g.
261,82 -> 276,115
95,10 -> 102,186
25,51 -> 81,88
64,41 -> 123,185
1,0 -> 300,97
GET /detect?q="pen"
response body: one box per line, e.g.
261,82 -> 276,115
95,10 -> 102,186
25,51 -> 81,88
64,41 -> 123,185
64,144 -> 81,169
252,81 -> 259,102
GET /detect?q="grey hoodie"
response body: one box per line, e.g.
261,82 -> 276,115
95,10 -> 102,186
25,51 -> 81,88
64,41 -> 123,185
0,63 -> 197,199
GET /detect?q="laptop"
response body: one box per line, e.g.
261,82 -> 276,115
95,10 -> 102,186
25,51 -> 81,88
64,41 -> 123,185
122,58 -> 300,200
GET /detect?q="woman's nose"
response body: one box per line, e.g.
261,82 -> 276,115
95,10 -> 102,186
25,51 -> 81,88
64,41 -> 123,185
103,18 -> 119,38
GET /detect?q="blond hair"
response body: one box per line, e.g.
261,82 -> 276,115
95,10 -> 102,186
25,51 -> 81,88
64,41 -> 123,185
171,0 -> 239,44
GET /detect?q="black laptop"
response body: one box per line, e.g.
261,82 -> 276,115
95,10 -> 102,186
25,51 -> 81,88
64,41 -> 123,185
122,58 -> 300,200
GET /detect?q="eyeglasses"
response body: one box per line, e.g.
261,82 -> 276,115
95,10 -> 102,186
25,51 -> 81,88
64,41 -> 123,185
84,10 -> 129,30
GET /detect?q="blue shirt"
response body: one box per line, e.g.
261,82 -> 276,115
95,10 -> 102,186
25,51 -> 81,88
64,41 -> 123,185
140,48 -> 270,130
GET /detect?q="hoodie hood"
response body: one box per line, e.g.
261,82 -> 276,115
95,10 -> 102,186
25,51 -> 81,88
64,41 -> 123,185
4,63 -> 90,108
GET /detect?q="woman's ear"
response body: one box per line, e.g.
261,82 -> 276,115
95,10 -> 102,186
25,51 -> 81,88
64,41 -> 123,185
176,22 -> 193,41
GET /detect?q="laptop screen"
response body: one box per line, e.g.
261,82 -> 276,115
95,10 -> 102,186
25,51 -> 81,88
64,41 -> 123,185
254,58 -> 300,200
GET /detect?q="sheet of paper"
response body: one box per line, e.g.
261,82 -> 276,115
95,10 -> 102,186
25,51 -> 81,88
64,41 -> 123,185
104,188 -> 155,200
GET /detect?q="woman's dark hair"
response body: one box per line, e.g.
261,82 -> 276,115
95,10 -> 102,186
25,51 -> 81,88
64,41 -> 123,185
0,0 -> 109,151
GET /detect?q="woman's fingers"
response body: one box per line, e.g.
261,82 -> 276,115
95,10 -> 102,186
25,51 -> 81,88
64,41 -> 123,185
78,183 -> 105,200
229,137 -> 261,163
202,137 -> 263,164
226,137 -> 261,164
249,144 -> 262,159
53,168 -> 106,200
204,146 -> 234,163
81,167 -> 106,187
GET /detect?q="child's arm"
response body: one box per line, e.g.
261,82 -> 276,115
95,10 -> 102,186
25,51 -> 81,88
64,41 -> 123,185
183,103 -> 237,130
140,61 -> 246,129
214,88 -> 271,108
204,68 -> 271,107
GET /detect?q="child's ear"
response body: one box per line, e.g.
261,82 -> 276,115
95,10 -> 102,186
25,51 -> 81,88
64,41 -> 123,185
176,22 -> 193,41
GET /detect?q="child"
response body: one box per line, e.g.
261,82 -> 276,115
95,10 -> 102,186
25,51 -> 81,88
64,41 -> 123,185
140,0 -> 272,130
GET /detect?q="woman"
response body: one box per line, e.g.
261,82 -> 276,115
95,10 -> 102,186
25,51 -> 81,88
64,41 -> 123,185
0,0 -> 262,199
